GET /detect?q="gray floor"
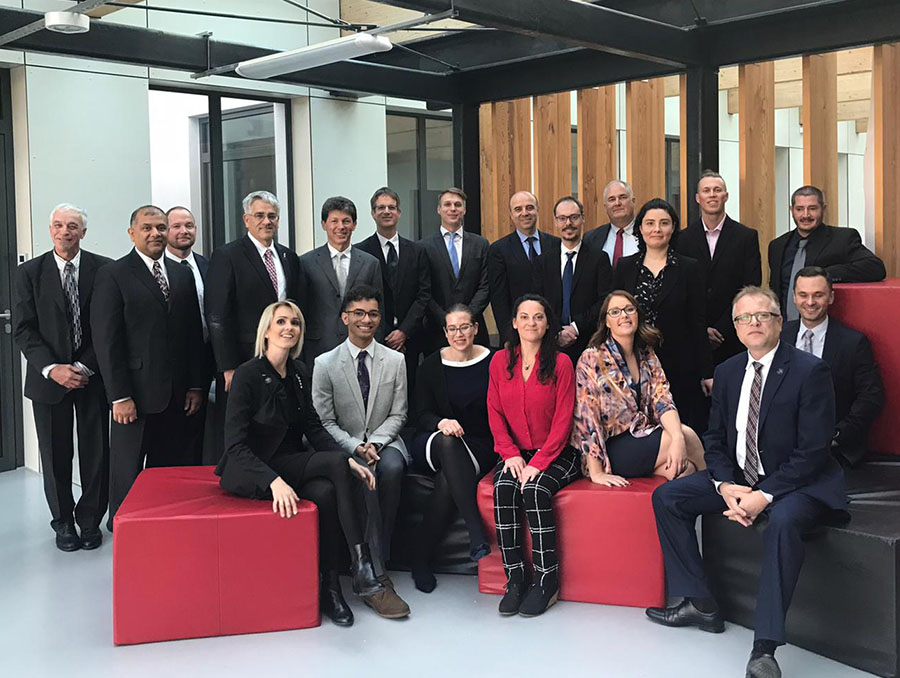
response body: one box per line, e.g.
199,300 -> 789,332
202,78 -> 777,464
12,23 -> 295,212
0,468 -> 869,678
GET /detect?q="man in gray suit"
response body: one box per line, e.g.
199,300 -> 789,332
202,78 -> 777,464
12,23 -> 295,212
312,284 -> 410,619
300,197 -> 384,363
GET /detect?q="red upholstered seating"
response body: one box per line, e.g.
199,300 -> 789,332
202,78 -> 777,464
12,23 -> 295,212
476,474 -> 666,608
831,280 -> 900,456
113,466 -> 319,645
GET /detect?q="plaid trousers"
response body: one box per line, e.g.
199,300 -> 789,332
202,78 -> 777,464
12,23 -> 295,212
493,445 -> 580,586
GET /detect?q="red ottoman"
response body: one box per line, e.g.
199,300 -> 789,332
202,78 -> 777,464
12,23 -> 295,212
113,466 -> 320,645
477,474 -> 666,608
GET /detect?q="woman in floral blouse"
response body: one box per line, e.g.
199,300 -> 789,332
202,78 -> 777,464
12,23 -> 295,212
572,290 -> 706,487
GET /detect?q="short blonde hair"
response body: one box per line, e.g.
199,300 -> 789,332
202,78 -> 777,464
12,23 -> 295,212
731,285 -> 780,320
255,301 -> 305,359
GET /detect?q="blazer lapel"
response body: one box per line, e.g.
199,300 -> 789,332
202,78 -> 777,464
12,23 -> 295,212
432,232 -> 456,282
240,235 -> 277,301
758,345 -> 790,429
802,224 -> 829,266
78,252 -> 97,311
364,344 -> 384,428
655,257 -> 681,306
276,244 -> 293,294
821,323 -> 839,365
41,253 -> 67,315
129,250 -> 168,308
317,246 -> 342,296
709,218 -> 732,268
456,231 -> 474,282
345,247 -> 364,291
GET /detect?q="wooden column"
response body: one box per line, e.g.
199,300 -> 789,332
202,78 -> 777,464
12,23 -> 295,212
873,43 -> 900,277
802,52 -> 839,218
626,78 -> 666,205
679,73 -> 689,223
739,62 -> 776,283
533,92 -> 572,229
576,86 -> 617,229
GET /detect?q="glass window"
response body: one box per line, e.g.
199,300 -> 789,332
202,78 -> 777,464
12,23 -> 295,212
386,115 -> 419,240
665,137 -> 681,214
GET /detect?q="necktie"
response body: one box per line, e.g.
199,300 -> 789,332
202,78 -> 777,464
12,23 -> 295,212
263,249 -> 279,297
448,232 -> 460,278
385,240 -> 399,289
613,228 -> 625,268
526,235 -> 538,262
802,328 -> 815,354
561,251 -> 575,326
152,260 -> 170,302
63,262 -> 82,350
335,253 -> 348,296
180,259 -> 191,270
744,361 -> 764,486
785,238 -> 808,321
357,350 -> 370,411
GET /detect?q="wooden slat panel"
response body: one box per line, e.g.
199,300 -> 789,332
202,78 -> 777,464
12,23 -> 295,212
739,62 -> 776,285
679,73 -> 689,224
873,43 -> 900,277
533,92 -> 572,229
479,103 -> 496,242
626,78 -> 666,206
803,52 -> 839,216
576,86 -> 616,229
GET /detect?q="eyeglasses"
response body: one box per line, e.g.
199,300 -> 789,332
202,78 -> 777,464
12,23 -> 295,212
252,212 -> 279,222
445,323 -> 474,334
346,309 -> 381,320
607,305 -> 637,317
554,214 -> 583,224
733,311 -> 780,325
374,205 -> 399,213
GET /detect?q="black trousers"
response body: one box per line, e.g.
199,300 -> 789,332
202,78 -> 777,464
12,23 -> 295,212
32,378 -> 109,532
359,444 -> 407,573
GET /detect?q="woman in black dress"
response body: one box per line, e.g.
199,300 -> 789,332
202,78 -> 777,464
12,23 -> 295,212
410,304 -> 495,593
215,300 -> 381,627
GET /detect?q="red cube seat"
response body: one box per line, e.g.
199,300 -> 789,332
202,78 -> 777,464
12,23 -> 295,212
113,466 -> 320,645
477,474 -> 666,608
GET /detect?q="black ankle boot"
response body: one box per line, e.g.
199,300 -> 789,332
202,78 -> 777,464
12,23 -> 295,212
499,571 -> 528,616
320,571 -> 354,627
518,575 -> 559,617
350,543 -> 384,597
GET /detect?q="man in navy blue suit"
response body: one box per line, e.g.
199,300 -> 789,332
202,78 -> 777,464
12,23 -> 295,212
646,285 -> 846,678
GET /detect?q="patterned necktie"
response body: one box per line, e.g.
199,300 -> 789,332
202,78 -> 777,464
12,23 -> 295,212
448,232 -> 460,278
526,235 -> 538,262
357,350 -> 370,411
385,240 -> 399,289
335,253 -> 348,296
786,238 -> 808,321
63,261 -> 82,350
263,248 -> 279,297
613,228 -> 625,268
801,328 -> 815,354
152,260 -> 170,302
743,361 -> 764,486
561,251 -> 575,326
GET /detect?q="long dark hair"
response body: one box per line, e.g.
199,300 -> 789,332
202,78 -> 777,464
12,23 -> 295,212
505,294 -> 558,384
587,290 -> 662,351
634,198 -> 681,252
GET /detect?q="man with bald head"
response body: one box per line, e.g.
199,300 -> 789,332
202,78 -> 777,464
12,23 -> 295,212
14,204 -> 112,551
92,205 -> 206,529
488,190 -> 560,345
583,179 -> 639,269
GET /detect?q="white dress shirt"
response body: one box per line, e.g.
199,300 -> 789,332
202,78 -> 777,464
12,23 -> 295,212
345,337 -> 374,381
703,214 -> 727,258
560,241 -> 581,332
376,232 -> 400,262
134,247 -> 169,286
795,317 -> 828,359
601,220 -> 638,263
328,243 -> 352,287
165,249 -> 207,339
441,226 -> 464,265
516,229 -> 542,257
247,232 -> 286,300
43,250 -> 92,379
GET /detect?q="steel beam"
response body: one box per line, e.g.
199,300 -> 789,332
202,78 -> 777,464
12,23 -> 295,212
451,102 -> 481,234
682,66 -> 720,225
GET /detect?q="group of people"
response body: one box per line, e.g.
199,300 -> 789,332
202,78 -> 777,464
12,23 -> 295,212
14,173 -> 888,677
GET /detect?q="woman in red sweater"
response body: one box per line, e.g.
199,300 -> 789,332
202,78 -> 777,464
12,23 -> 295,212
488,294 -> 579,618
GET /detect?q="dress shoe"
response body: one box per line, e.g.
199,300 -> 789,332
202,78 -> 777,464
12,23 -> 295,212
645,599 -> 725,633
411,563 -> 437,593
320,571 -> 353,627
518,577 -> 559,617
498,579 -> 528,616
81,528 -> 103,550
55,524 -> 82,552
363,575 -> 410,619
746,653 -> 781,678
349,543 -> 384,597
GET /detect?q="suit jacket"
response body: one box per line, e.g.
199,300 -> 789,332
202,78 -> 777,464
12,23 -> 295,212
311,340 -> 408,461
704,342 -> 846,509
215,356 -> 343,498
299,245 -> 384,362
205,234 -> 304,373
782,318 -> 885,466
542,238 -> 613,359
677,216 -> 761,363
192,251 -> 216,384
768,224 -> 886,308
488,230 -> 560,345
14,250 -> 112,404
420,229 -> 491,346
582,223 -> 611,253
91,249 -> 206,414
357,233 -> 431,340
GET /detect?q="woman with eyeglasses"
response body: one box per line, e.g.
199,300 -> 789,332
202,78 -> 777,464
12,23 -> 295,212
488,294 -> 579,618
613,198 -> 713,432
409,304 -> 496,593
572,291 -> 706,487
215,301 -> 381,628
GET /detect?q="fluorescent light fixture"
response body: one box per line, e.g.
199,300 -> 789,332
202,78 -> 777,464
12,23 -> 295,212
44,11 -> 90,35
235,33 -> 392,80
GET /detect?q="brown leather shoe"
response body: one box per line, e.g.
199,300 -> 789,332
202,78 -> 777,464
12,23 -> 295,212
363,575 -> 410,619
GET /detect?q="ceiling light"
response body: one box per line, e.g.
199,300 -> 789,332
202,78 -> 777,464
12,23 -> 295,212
44,11 -> 90,35
235,33 -> 392,80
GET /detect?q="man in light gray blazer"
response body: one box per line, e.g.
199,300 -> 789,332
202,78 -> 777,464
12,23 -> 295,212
300,196 -> 384,363
312,284 -> 410,619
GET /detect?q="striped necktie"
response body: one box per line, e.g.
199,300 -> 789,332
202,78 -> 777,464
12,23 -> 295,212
743,361 -> 764,486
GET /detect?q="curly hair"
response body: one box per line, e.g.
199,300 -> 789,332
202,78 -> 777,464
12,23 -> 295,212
504,294 -> 558,385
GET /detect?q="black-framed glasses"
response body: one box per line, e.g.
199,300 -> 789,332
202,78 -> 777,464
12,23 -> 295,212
733,311 -> 780,325
607,305 -> 638,318
445,323 -> 475,334
554,214 -> 583,224
252,212 -> 279,221
346,309 -> 381,320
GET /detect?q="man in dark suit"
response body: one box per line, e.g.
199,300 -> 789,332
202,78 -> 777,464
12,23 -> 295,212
677,171 -> 762,365
582,179 -> 639,268
357,187 -> 431,392
488,190 -> 560,346
299,196 -> 384,362
782,266 -> 884,467
205,190 -> 304,459
420,187 -> 491,351
769,184 -> 885,321
92,205 -> 206,529
14,203 -> 112,551
646,286 -> 846,678
165,205 -> 212,464
541,196 -> 612,361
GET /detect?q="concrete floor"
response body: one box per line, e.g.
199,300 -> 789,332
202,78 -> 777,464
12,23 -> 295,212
0,468 -> 873,678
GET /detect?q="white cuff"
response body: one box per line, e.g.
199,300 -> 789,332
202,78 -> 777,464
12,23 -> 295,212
73,361 -> 93,377
42,364 -> 59,379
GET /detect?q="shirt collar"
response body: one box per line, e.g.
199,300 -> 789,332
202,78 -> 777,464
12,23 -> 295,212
746,342 -> 780,370
247,231 -> 275,256
134,247 -> 164,270
704,214 -> 727,234
441,226 -> 463,239
328,243 -> 351,259
562,240 -> 581,256
165,249 -> 195,267
800,316 -> 829,339
516,229 -> 538,245
376,232 -> 399,249
53,249 -> 81,271
345,337 -> 374,359
613,219 -> 635,234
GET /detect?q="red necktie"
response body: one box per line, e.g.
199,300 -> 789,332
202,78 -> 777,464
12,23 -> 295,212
613,228 -> 624,268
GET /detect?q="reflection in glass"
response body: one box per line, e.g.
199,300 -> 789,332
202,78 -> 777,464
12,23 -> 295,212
386,115 -> 418,240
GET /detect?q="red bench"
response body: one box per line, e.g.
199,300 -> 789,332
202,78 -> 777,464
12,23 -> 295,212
113,466 -> 320,645
476,474 -> 667,608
